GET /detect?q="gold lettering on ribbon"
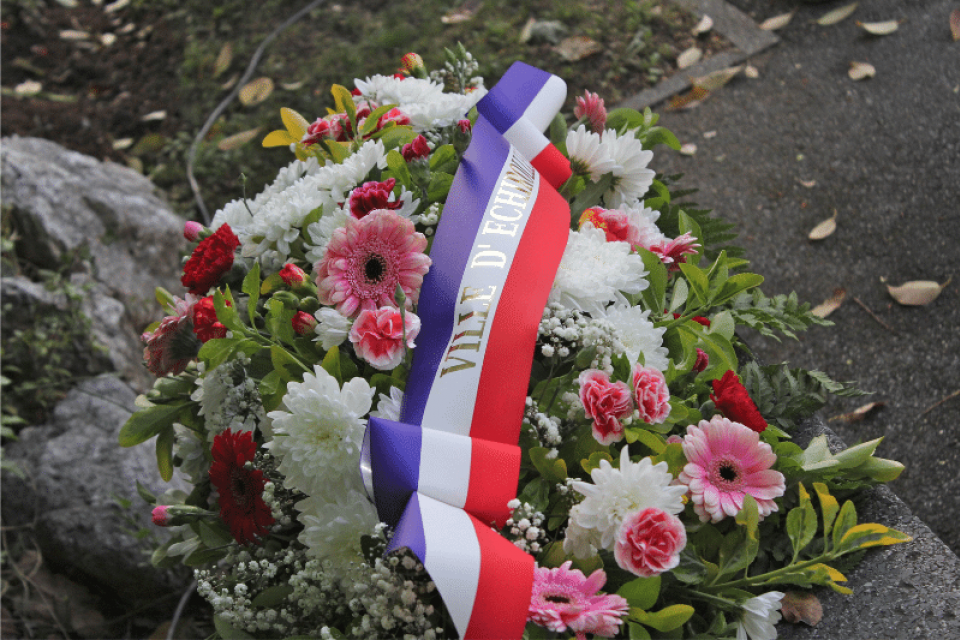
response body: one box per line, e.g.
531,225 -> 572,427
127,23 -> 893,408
438,151 -> 537,378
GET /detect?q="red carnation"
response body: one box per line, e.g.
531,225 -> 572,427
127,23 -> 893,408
401,135 -> 430,162
181,223 -> 240,295
348,178 -> 402,219
209,429 -> 274,546
193,296 -> 230,342
710,370 -> 767,433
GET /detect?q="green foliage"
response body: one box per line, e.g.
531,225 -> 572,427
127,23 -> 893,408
739,360 -> 867,431
729,289 -> 832,341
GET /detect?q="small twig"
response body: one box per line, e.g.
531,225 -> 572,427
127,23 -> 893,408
165,580 -> 198,640
921,389 -> 960,416
852,296 -> 898,335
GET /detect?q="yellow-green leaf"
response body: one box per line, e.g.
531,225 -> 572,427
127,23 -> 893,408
213,42 -> 233,77
812,482 -> 839,540
630,604 -> 695,632
617,576 -> 661,610
281,107 -> 309,140
838,523 -> 912,552
218,128 -> 262,151
817,2 -> 858,26
156,425 -> 175,482
239,77 -> 274,106
262,129 -> 297,148
832,500 -> 857,551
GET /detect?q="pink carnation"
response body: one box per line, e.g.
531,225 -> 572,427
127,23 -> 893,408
349,306 -> 420,370
649,232 -> 700,271
632,364 -> 671,425
579,370 -> 633,445
614,507 -> 687,577
528,561 -> 628,640
315,210 -> 431,318
574,90 -> 607,134
348,178 -> 402,219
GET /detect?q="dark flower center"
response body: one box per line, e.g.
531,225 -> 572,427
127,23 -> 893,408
544,594 -> 571,604
364,253 -> 387,283
719,464 -> 738,482
231,469 -> 252,507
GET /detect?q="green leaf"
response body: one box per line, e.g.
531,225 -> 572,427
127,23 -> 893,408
677,211 -> 704,264
570,173 -> 615,224
321,345 -> 342,384
118,402 -> 189,447
712,273 -> 764,307
537,540 -> 568,568
628,622 -> 652,640
373,124 -> 417,150
330,84 -> 357,133
251,584 -> 295,608
786,483 -> 818,559
185,546 -> 228,567
517,476 -> 550,512
581,450 -> 613,474
641,126 -> 681,151
359,104 -> 397,136
679,262 -> 709,306
271,346 -> 306,382
668,277 -> 688,314
156,426 -> 175,482
706,310 -> 735,341
838,523 -> 912,553
213,288 -> 245,333
427,172 -> 455,201
214,614 -> 255,639
617,576 -> 661,610
628,428 -> 666,454
549,112 -> 568,147
198,519 -> 234,548
832,438 -> 883,469
606,107 -> 645,134
428,144 -> 458,173
671,544 -> 707,584
637,248 -> 668,315
529,447 -> 568,484
832,500 -> 858,551
630,604 -> 695,632
242,262 -> 261,325
135,480 -> 157,505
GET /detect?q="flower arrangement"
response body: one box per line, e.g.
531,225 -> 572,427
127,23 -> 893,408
123,47 -> 910,640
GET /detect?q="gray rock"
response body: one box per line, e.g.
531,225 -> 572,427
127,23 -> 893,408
1,135 -> 187,391
1,376 -> 190,601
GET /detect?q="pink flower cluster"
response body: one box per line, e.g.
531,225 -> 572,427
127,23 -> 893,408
578,364 -> 671,444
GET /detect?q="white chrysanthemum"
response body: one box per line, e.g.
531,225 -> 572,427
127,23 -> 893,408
601,130 -> 655,208
266,365 -> 374,497
737,592 -> 784,640
564,447 -> 686,556
173,424 -> 208,486
550,227 -> 648,315
566,125 -> 618,182
400,91 -> 486,131
296,488 -> 380,567
371,386 -> 404,421
304,206 -> 350,264
599,305 -> 669,371
354,75 -> 446,105
353,74 -> 486,131
313,306 -> 353,350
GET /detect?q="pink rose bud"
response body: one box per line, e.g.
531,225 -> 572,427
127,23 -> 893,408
666,434 -> 684,445
279,263 -> 308,287
401,135 -> 431,162
693,348 -> 709,373
632,364 -> 671,425
152,505 -> 170,527
574,90 -> 607,134
302,117 -> 333,146
457,119 -> 472,134
579,369 -> 633,445
183,221 -> 204,242
615,507 -> 687,577
292,310 -> 318,336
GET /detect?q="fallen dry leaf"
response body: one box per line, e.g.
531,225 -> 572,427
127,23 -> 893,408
858,19 -> 900,35
798,178 -> 817,188
556,36 -> 603,61
239,77 -> 274,106
213,43 -> 233,78
441,1 -> 481,24
14,80 -> 42,97
679,143 -> 698,156
830,401 -> 886,423
218,128 -> 262,151
744,64 -> 759,78
812,288 -> 846,318
848,61 -> 876,80
808,210 -> 837,240
703,130 -> 717,139
104,0 -> 130,12
112,137 -> 134,150
677,47 -> 703,69
99,33 -> 117,46
760,11 -> 796,31
693,15 -> 713,35
667,86 -> 710,111
884,276 -> 952,305
281,81 -> 305,91
817,2 -> 858,26
690,65 -> 743,91
951,9 -> 960,41
781,591 -> 823,626
140,110 -> 167,122
59,29 -> 90,40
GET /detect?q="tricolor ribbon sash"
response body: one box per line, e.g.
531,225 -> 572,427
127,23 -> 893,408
360,62 -> 571,639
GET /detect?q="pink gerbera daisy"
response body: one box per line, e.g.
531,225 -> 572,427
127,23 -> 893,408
315,210 -> 431,318
528,561 -> 628,640
677,415 -> 786,523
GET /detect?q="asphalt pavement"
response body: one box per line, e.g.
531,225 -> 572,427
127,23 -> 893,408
631,0 -> 960,552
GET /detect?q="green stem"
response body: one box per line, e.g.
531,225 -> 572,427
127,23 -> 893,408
704,555 -> 834,592
686,590 -> 741,611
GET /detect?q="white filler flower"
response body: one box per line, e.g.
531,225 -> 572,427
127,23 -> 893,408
737,592 -> 784,640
